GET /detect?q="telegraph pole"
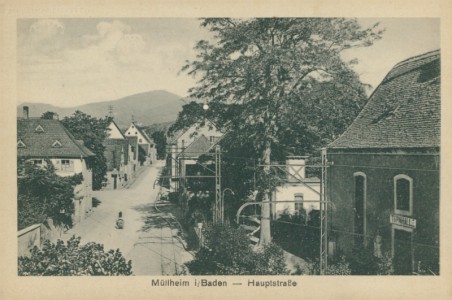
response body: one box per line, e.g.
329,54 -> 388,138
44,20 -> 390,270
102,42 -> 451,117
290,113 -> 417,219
214,145 -> 222,223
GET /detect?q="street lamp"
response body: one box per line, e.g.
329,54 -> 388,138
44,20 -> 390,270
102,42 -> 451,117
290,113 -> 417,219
221,188 -> 235,223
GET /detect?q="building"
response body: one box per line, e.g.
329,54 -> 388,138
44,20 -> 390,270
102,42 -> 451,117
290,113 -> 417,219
126,136 -> 139,177
17,107 -> 95,224
103,120 -> 135,189
272,156 -> 320,220
124,122 -> 156,165
167,119 -> 223,191
326,50 -> 440,274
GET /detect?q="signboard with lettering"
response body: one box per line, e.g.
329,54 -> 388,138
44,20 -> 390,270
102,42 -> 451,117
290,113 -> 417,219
390,214 -> 416,228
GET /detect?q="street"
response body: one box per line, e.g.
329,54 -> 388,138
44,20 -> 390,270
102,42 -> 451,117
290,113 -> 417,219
63,161 -> 193,275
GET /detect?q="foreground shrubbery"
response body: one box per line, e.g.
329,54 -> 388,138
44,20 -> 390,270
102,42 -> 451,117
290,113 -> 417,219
186,224 -> 288,275
18,236 -> 132,276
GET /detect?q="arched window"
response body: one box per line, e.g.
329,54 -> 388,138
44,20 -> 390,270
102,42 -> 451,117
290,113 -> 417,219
354,172 -> 367,247
394,174 -> 413,216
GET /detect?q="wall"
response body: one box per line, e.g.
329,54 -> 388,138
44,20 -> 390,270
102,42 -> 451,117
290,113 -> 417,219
107,122 -> 125,139
18,219 -> 64,257
274,182 -> 321,217
51,158 -> 84,176
326,148 -> 439,273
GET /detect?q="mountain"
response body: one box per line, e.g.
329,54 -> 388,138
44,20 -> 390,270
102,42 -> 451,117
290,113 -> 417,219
17,90 -> 186,128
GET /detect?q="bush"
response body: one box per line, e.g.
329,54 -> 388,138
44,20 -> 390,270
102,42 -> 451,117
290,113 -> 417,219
326,256 -> 352,275
185,224 -> 288,275
303,256 -> 352,275
18,236 -> 132,276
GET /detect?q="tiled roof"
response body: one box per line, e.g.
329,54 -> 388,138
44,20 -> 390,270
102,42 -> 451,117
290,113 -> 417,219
17,118 -> 95,158
179,135 -> 212,158
328,50 -> 440,149
167,119 -> 221,145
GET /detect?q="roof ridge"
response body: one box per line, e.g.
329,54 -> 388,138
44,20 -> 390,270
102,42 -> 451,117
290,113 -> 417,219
392,49 -> 440,69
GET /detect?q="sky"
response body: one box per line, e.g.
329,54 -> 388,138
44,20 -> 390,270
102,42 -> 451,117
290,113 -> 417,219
17,18 -> 440,107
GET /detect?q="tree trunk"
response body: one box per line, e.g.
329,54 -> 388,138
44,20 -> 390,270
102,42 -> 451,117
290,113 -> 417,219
259,140 -> 272,246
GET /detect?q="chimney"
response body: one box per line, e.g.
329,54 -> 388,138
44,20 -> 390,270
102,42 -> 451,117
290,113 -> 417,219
23,106 -> 29,119
286,155 -> 308,179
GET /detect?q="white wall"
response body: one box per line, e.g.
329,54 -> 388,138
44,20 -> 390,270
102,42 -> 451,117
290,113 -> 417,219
125,124 -> 148,145
50,158 -> 84,176
273,182 -> 321,216
107,122 -> 125,139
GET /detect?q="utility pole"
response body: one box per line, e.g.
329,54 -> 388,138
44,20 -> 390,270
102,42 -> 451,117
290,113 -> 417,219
214,145 -> 222,223
320,148 -> 328,274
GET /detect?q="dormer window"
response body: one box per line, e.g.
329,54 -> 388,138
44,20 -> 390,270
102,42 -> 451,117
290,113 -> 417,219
17,139 -> 26,148
52,140 -> 62,147
35,125 -> 44,132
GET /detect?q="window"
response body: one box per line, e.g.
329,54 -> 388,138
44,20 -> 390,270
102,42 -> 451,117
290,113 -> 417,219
17,140 -> 26,148
35,125 -> 44,132
294,193 -> 304,211
210,136 -> 219,143
354,172 -> 367,247
61,159 -> 73,171
52,140 -> 62,147
394,175 -> 413,216
139,138 -> 142,143
32,159 -> 43,166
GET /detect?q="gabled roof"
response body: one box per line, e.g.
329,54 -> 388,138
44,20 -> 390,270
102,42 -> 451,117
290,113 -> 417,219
17,118 -> 95,158
179,135 -> 212,158
167,118 -> 221,145
328,50 -> 440,149
130,122 -> 153,144
107,120 -> 126,139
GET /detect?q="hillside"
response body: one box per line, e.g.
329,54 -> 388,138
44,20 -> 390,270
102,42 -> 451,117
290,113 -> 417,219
17,90 -> 186,128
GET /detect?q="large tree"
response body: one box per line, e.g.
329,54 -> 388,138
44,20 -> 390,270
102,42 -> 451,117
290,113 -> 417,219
150,131 -> 167,160
61,111 -> 111,190
182,18 -> 383,245
17,159 -> 82,230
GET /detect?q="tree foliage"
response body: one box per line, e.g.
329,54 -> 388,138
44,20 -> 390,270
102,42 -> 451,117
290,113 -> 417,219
17,159 -> 82,230
186,224 -> 288,275
150,130 -> 167,159
182,18 -> 383,243
41,111 -> 58,120
18,236 -> 133,276
61,111 -> 111,190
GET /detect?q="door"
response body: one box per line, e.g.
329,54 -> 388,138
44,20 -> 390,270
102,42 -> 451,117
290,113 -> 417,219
113,175 -> 117,189
393,228 -> 413,275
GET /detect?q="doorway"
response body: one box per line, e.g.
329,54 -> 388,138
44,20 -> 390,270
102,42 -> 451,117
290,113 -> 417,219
392,227 -> 414,275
